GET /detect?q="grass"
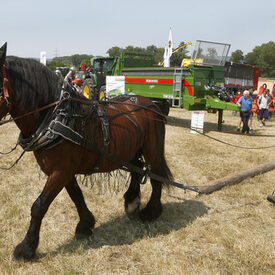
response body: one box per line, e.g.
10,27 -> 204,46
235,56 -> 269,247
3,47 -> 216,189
0,109 -> 274,274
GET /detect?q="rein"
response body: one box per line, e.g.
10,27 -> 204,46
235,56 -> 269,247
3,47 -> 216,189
0,96 -> 166,126
0,100 -> 62,125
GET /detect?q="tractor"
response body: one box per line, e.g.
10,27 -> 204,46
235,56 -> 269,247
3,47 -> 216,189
81,52 -> 154,100
81,57 -> 115,99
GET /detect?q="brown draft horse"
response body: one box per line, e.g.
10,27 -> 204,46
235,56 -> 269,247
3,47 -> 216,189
0,43 -> 173,261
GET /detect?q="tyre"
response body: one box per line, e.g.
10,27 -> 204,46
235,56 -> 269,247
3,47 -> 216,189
99,85 -> 106,101
82,78 -> 96,99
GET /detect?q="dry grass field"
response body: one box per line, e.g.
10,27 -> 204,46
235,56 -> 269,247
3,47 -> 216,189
0,108 -> 274,274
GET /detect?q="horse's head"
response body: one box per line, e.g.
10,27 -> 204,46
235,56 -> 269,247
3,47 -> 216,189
0,42 -> 10,120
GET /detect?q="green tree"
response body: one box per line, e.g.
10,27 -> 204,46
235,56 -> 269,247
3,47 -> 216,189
71,54 -> 93,67
154,48 -> 165,65
47,60 -> 69,71
145,45 -> 158,56
230,50 -> 244,63
245,41 -> 275,77
170,42 -> 190,66
206,47 -> 218,58
107,46 -> 121,57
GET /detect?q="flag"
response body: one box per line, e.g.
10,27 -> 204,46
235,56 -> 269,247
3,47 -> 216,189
163,28 -> 173,67
40,51 -> 47,65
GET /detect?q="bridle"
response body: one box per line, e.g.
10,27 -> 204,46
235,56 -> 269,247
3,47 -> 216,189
0,64 -> 12,113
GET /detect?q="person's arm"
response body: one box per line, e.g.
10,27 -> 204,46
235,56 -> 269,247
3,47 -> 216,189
257,96 -> 261,108
237,97 -> 242,108
267,96 -> 271,108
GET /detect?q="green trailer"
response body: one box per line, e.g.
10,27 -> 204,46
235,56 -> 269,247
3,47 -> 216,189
117,41 -> 240,129
122,64 -> 239,112
83,40 -> 240,129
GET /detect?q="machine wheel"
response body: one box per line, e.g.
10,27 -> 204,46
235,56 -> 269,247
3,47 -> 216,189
82,78 -> 96,99
99,85 -> 106,101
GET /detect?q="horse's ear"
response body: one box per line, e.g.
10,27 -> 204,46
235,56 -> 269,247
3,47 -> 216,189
0,42 -> 7,65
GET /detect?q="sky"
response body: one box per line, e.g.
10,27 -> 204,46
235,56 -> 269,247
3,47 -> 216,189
1,0 -> 275,59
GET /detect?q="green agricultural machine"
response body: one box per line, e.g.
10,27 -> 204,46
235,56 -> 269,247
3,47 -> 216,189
121,41 -> 239,118
82,52 -> 154,100
82,41 -> 241,129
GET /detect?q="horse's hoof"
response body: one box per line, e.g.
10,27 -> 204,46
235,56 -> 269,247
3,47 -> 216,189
13,241 -> 36,261
75,231 -> 93,240
125,197 -> 140,219
139,203 -> 162,222
126,207 -> 140,219
75,224 -> 93,240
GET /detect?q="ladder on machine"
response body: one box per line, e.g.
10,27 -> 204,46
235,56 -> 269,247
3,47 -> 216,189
172,68 -> 183,107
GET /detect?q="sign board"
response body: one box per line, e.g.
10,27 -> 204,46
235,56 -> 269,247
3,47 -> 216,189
106,76 -> 125,98
190,111 -> 205,134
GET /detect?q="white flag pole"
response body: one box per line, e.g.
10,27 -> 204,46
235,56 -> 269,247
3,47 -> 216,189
164,28 -> 173,67
40,51 -> 47,66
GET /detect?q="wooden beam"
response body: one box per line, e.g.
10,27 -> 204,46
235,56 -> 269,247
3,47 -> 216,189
198,160 -> 275,194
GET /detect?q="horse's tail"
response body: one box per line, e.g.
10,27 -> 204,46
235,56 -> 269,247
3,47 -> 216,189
161,154 -> 174,184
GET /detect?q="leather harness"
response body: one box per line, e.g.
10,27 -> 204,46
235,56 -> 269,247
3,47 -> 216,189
0,66 -> 201,193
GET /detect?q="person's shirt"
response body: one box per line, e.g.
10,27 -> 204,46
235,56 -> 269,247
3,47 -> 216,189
257,85 -> 266,97
238,96 -> 252,111
258,95 -> 270,109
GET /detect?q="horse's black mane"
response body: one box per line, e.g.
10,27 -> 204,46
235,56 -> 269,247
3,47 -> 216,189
6,56 -> 62,110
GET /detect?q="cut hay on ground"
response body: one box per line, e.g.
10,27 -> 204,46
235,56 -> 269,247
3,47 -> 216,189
0,108 -> 274,274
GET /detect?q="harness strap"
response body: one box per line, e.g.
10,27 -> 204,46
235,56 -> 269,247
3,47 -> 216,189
1,65 -> 12,112
108,104 -> 138,128
49,120 -> 201,193
91,105 -> 110,172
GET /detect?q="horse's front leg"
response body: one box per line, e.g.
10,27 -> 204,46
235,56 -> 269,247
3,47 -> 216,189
13,171 -> 71,261
65,178 -> 95,239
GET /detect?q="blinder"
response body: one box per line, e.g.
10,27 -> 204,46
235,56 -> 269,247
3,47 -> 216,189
0,64 -> 12,113
0,42 -> 12,113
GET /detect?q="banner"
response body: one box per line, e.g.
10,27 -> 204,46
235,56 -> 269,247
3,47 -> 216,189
163,28 -> 173,67
190,111 -> 205,134
40,51 -> 47,65
106,76 -> 125,98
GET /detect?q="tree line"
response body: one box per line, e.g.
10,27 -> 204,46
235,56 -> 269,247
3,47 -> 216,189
47,41 -> 275,78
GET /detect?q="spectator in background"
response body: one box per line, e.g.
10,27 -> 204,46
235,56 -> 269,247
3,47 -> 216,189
237,90 -> 252,134
236,90 -> 243,132
236,87 -> 254,132
266,89 -> 272,121
257,89 -> 271,127
257,83 -> 267,97
272,83 -> 275,98
248,86 -> 255,131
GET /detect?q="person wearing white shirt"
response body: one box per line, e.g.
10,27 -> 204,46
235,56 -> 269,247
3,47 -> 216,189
257,89 -> 271,127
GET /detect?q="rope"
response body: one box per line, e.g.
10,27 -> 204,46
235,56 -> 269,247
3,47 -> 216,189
191,128 -> 275,150
0,142 -> 18,154
0,150 -> 25,170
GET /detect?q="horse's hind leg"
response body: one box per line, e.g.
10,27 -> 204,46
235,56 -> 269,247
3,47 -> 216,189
139,178 -> 163,222
65,178 -> 95,239
124,152 -> 143,219
140,148 -> 173,222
